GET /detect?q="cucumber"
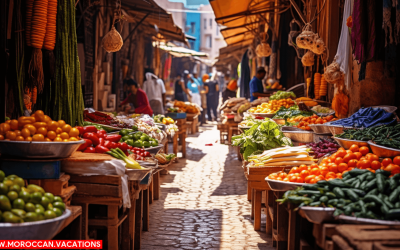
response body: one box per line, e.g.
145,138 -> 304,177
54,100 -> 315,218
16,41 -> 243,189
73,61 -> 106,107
349,169 -> 369,177
345,189 -> 359,202
333,187 -> 345,198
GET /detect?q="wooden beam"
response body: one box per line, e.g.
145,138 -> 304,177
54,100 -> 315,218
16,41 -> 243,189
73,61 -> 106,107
123,13 -> 150,43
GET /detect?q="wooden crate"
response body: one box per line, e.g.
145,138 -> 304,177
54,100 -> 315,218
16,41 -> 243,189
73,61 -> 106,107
313,223 -> 338,250
30,174 -> 70,195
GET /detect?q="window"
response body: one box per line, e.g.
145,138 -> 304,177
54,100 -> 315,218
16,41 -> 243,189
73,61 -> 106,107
190,22 -> 195,34
204,18 -> 207,29
189,40 -> 195,49
210,19 -> 212,29
206,35 -> 212,48
216,25 -> 219,36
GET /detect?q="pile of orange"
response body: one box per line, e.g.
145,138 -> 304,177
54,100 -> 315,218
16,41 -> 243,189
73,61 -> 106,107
268,144 -> 400,184
0,110 -> 80,142
295,114 -> 337,131
249,99 -> 296,114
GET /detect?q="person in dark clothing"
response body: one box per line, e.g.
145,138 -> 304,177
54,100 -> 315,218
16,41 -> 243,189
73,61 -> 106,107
204,75 -> 219,121
249,67 -> 268,102
174,75 -> 191,101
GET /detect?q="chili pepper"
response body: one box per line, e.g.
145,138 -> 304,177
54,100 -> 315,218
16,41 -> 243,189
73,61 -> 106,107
105,134 -> 122,143
77,138 -> 92,151
83,147 -> 96,153
118,142 -> 130,152
83,126 -> 98,133
83,133 -> 100,146
110,142 -> 119,149
95,145 -> 110,153
75,126 -> 84,136
96,130 -> 106,139
103,140 -> 113,149
98,138 -> 105,146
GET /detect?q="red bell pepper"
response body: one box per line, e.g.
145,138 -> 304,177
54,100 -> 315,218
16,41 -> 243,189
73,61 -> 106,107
75,126 -> 84,136
104,134 -> 122,143
103,140 -> 113,149
95,145 -> 110,153
96,130 -> 107,139
77,138 -> 92,151
83,133 -> 100,146
83,126 -> 98,133
98,138 -> 105,146
83,147 -> 96,153
118,142 -> 129,152
143,151 -> 151,157
110,142 -> 118,149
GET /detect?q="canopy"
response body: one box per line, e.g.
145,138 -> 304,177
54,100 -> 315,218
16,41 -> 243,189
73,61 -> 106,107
154,42 -> 208,58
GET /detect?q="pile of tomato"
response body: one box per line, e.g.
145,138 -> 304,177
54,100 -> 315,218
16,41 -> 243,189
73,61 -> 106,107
268,144 -> 400,184
295,114 -> 336,131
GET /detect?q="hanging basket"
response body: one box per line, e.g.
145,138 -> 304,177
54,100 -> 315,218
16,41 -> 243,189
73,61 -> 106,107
296,26 -> 318,50
324,60 -> 343,84
301,51 -> 315,66
247,46 -> 255,59
256,43 -> 272,57
102,26 -> 123,53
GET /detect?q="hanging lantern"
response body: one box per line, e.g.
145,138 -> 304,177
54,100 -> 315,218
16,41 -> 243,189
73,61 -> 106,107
102,26 -> 123,53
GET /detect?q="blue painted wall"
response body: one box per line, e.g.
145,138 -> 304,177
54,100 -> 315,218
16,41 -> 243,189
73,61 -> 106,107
186,12 -> 201,51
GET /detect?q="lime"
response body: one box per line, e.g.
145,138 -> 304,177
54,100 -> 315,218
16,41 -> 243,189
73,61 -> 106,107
53,196 -> 63,203
122,135 -> 130,141
140,135 -> 149,141
143,141 -> 151,148
3,180 -> 14,188
19,190 -> 31,203
24,212 -> 37,222
133,133 -> 142,140
9,185 -> 21,193
31,192 -> 42,204
7,191 -> 18,201
128,134 -> 135,139
53,202 -> 66,212
40,197 -> 50,209
35,208 -> 44,216
25,203 -> 35,212
12,198 -> 25,210
27,184 -> 45,194
52,207 -> 62,217
36,213 -> 44,221
0,195 -> 11,211
0,170 -> 5,182
44,193 -> 54,203
0,183 -> 8,195
6,175 -> 17,181
44,210 -> 57,220
21,187 -> 31,194
47,203 -> 53,210
3,211 -> 22,223
13,178 -> 25,187
133,140 -> 143,148
11,209 -> 26,219
126,139 -> 134,146
151,140 -> 158,147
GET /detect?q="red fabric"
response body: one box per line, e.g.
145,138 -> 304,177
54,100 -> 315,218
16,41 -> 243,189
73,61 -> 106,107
120,89 -> 153,116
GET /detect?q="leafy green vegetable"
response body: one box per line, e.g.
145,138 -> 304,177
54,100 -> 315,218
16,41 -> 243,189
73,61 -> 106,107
273,106 -> 313,119
232,119 -> 293,160
269,91 -> 296,100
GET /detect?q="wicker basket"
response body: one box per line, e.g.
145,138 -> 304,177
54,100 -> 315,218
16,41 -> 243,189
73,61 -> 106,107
102,26 -> 123,53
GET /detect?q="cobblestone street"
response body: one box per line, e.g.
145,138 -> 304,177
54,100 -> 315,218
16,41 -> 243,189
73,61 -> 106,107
141,125 -> 274,250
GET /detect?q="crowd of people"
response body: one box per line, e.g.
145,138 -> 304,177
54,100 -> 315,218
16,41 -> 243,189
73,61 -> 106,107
119,70 -> 239,124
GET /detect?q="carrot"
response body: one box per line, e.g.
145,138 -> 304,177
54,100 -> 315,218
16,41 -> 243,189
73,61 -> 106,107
43,0 -> 57,50
30,0 -> 48,49
26,0 -> 34,46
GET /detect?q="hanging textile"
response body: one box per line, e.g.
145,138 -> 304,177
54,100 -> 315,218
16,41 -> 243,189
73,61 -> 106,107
239,49 -> 251,99
163,55 -> 172,81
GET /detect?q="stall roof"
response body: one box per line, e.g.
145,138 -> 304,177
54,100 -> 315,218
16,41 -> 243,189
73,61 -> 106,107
154,42 -> 208,58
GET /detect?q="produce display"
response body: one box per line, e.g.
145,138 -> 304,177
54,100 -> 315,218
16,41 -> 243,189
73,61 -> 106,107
155,152 -> 177,165
268,144 -> 400,184
119,130 -> 159,148
248,146 -> 315,167
0,172 -> 66,223
239,116 -> 264,127
332,93 -> 349,119
173,101 -> 200,114
330,107 -> 396,128
232,119 -> 292,160
106,148 -> 143,169
269,91 -> 296,101
295,97 -> 318,107
249,99 -> 296,114
220,98 -> 251,114
307,139 -> 340,158
127,147 -> 152,161
0,110 -> 81,142
311,105 -> 334,115
83,110 -> 130,129
154,115 -> 174,125
273,106 -> 313,120
295,114 -> 336,131
278,169 -> 400,221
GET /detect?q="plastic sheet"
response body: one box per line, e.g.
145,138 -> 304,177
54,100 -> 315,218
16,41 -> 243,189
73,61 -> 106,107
61,159 -> 131,208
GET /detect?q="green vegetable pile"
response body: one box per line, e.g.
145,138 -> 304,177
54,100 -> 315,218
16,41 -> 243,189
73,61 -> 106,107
232,119 -> 292,160
336,124 -> 400,149
273,105 -> 313,119
0,171 -> 66,223
120,131 -> 158,148
279,169 -> 400,221
269,91 -> 296,101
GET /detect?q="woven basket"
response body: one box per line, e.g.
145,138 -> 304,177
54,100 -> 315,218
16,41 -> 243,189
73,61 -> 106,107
256,43 -> 272,57
102,26 -> 123,53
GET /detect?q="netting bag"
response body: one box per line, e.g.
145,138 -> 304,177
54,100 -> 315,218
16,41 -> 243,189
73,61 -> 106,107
301,51 -> 315,66
102,26 -> 123,53
324,57 -> 343,84
256,43 -> 272,57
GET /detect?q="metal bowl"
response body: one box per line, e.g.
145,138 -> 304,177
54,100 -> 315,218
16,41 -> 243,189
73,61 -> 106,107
281,126 -> 314,143
368,141 -> 400,158
248,112 -> 275,118
327,125 -> 353,136
126,168 -> 152,181
0,140 -> 85,159
336,215 -> 400,225
313,134 -> 332,143
272,119 -> 286,125
143,144 -> 164,154
0,209 -> 71,240
299,207 -> 335,224
265,177 -> 307,191
333,137 -> 369,150
309,124 -> 332,135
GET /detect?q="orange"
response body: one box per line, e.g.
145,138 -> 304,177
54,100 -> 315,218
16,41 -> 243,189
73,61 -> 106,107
47,131 -> 57,140
354,152 -> 362,160
69,137 -> 78,141
47,121 -> 59,131
343,153 -> 357,163
14,130 -> 21,136
53,137 -> 63,142
34,110 -> 45,122
300,170 -> 309,179
44,137 -> 52,142
69,128 -> 79,137
58,120 -> 66,128
393,156 -> 400,165
37,127 -> 48,136
335,157 -> 344,165
367,154 -> 379,162
298,165 -> 308,171
0,123 -> 11,135
349,144 -> 359,153
359,146 -> 370,156
382,158 -> 393,167
357,160 -> 371,169
60,132 -> 69,140
55,127 -> 63,134
310,168 -> 320,176
15,136 -> 24,141
63,139 -> 69,142
338,163 -> 348,173
42,115 -> 52,123
10,120 -> 19,130
62,124 -> 72,133
21,128 -> 31,138
25,136 -> 32,141
320,166 -> 329,176
24,124 -> 36,135
32,134 -> 44,141
0,135 -> 3,140
6,131 -> 17,140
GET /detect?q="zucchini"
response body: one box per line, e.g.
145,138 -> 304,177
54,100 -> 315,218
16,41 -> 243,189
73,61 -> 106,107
345,189 -> 359,202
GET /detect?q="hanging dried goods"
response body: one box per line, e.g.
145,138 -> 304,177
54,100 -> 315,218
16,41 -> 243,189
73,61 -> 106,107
332,93 -> 349,119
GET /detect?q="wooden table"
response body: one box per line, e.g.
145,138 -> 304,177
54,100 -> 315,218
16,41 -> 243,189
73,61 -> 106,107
186,113 -> 199,134
173,118 -> 187,159
217,121 -> 239,144
54,205 -> 82,240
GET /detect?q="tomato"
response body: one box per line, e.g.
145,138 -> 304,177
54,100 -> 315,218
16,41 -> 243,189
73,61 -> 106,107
310,163 -> 319,169
0,123 -> 11,135
336,173 -> 343,178
6,131 -> 17,140
335,157 -> 344,165
289,175 -> 297,182
21,128 -> 31,138
343,153 -> 357,163
382,158 -> 393,167
53,137 -> 63,142
278,172 -> 287,179
366,154 -> 379,162
354,152 -> 362,160
298,165 -> 308,171
370,160 -> 381,170
60,132 -> 70,140
58,120 -> 66,128
15,136 -> 24,141
384,164 -> 400,173
0,135 -> 3,140
348,159 -> 358,168
338,163 -> 348,173
56,127 -> 63,134
47,131 -> 57,140
310,168 -> 320,176
300,170 -> 309,179
336,149 -> 346,158
328,163 -> 338,173
62,124 -> 72,133
319,166 -> 329,176
42,115 -> 52,123
357,160 -> 371,169
393,156 -> 400,166
289,167 -> 300,174
296,176 -> 304,183
359,146 -> 370,156
349,144 -> 359,153
25,136 -> 32,141
34,110 -> 45,121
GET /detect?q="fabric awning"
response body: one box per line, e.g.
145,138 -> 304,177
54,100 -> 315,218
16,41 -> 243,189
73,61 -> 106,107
154,42 -> 208,58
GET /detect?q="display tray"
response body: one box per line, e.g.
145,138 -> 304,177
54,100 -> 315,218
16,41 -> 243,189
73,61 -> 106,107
265,177 -> 308,191
368,140 -> 400,158
247,112 -> 275,118
333,137 -> 369,150
0,209 -> 71,240
0,140 -> 85,159
281,126 -> 314,143
89,122 -> 124,131
336,215 -> 400,225
272,118 -> 286,125
125,167 -> 152,181
299,207 -> 335,224
308,124 -> 332,135
325,124 -> 353,136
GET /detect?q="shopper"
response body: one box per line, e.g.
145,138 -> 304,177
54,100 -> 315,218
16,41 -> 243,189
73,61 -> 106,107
199,74 -> 209,125
222,78 -> 238,102
119,79 -> 153,116
174,74 -> 191,102
249,67 -> 267,102
142,72 -> 166,115
186,74 -> 201,107
204,74 -> 219,121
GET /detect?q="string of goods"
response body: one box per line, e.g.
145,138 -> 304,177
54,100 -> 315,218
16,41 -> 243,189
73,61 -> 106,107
53,0 -> 84,126
319,74 -> 327,96
14,0 -> 25,115
332,93 -> 349,119
314,73 -> 321,99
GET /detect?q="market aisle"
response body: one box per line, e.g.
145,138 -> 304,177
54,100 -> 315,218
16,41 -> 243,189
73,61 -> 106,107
141,124 -> 274,250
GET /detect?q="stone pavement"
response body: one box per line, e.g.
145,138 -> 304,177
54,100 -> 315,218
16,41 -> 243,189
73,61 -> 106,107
141,124 -> 274,250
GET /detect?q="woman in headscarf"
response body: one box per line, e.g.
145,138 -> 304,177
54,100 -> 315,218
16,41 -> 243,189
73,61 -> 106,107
204,73 -> 219,121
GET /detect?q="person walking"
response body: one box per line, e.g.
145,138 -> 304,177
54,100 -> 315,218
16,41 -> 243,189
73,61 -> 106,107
174,74 -> 191,102
142,72 -> 166,115
186,74 -> 201,107
204,74 -> 219,122
199,74 -> 209,125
